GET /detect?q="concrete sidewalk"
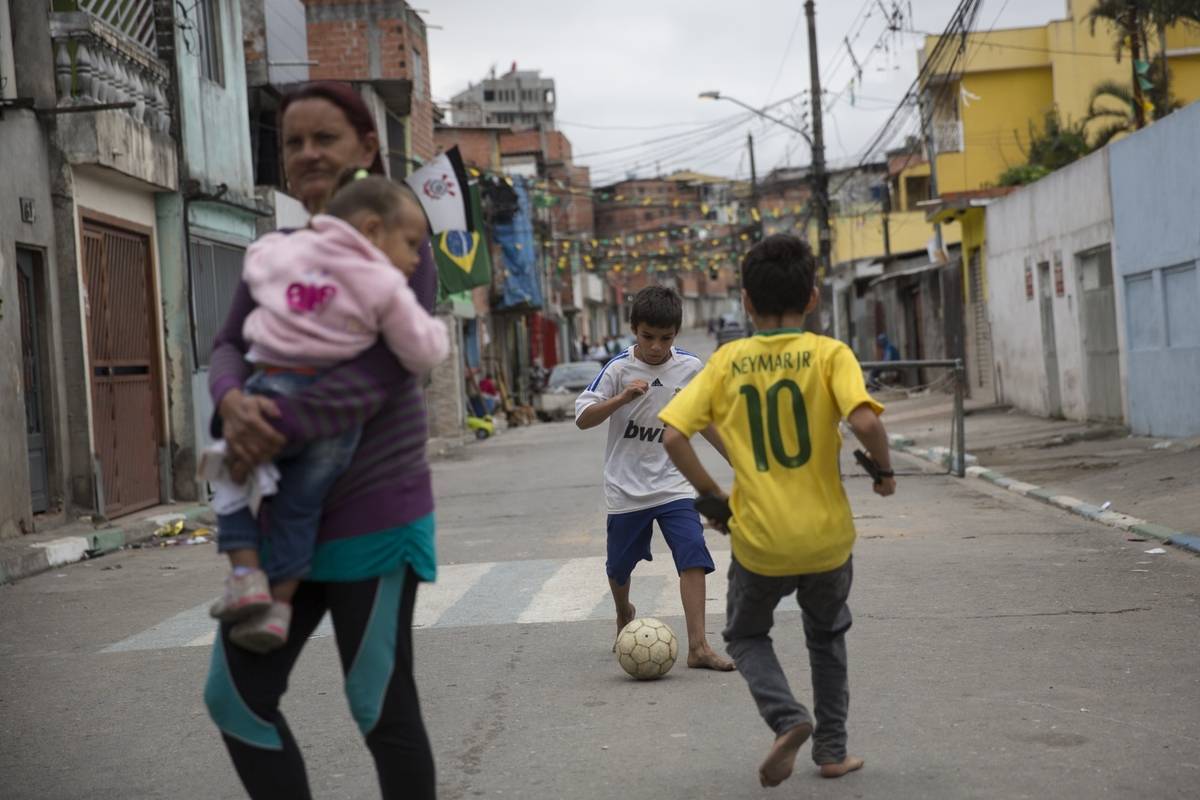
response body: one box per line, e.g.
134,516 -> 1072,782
879,390 -> 1200,553
0,433 -> 479,586
0,502 -> 214,586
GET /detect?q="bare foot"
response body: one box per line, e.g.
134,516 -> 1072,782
612,603 -> 636,652
686,642 -> 736,671
758,722 -> 813,788
819,756 -> 865,779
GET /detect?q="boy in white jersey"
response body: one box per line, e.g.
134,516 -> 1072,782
575,286 -> 734,671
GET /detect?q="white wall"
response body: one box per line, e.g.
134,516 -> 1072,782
985,147 -> 1118,420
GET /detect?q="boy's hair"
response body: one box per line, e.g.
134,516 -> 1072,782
324,169 -> 426,228
741,234 -> 817,317
629,285 -> 683,331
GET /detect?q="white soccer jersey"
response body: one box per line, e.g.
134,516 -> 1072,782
575,346 -> 704,513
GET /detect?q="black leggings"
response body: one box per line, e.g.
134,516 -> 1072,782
203,566 -> 435,799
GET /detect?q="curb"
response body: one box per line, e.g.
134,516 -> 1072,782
0,504 -> 213,587
888,434 -> 1200,556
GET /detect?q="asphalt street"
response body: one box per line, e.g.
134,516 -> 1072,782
2,334 -> 1198,799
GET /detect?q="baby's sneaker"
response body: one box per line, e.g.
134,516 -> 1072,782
230,602 -> 291,654
209,569 -> 272,622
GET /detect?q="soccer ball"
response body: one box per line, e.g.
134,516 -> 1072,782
616,618 -> 678,680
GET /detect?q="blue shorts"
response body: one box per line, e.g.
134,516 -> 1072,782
606,498 -> 716,586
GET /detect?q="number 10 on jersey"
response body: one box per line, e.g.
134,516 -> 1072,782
739,379 -> 812,472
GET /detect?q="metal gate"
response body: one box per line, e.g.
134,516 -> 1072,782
966,250 -> 995,401
81,219 -> 163,517
17,248 -> 50,514
1078,246 -> 1122,421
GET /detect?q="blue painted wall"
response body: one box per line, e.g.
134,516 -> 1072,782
1109,101 -> 1200,437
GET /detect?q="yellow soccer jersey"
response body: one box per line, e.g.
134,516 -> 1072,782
659,329 -> 883,576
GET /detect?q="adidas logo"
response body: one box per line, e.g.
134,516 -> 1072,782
651,378 -> 664,387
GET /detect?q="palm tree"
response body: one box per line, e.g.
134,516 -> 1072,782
1085,81 -> 1138,147
1086,1 -> 1200,129
1086,0 -> 1152,127
1084,73 -> 1183,148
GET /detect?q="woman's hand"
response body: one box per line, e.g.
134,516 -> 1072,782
218,389 -> 285,467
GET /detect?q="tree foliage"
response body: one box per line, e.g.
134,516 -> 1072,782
997,110 -> 1091,187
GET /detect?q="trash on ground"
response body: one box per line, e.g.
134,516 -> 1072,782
1126,536 -> 1147,542
1098,501 -> 1112,512
1151,441 -> 1173,450
1143,547 -> 1167,555
154,519 -> 185,538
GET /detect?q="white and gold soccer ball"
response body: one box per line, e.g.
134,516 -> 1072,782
616,618 -> 678,680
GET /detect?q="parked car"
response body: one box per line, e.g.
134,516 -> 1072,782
534,361 -> 601,421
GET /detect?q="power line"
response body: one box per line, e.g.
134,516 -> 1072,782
557,116 -> 743,131
804,0 -> 986,229
907,30 -> 1130,59
573,90 -> 808,161
761,3 -> 809,107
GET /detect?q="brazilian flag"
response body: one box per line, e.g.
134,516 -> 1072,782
433,182 -> 492,296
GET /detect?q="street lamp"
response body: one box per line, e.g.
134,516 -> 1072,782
698,91 -> 812,147
699,89 -> 829,278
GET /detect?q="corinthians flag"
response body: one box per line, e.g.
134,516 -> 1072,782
405,146 -> 473,233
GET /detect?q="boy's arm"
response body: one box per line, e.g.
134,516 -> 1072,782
664,426 -> 725,498
699,424 -> 729,463
575,379 -> 648,430
847,404 -> 896,497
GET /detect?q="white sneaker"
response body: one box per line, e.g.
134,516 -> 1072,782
209,569 -> 272,622
230,602 -> 291,654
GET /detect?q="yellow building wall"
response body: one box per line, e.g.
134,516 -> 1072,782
832,210 -> 960,265
849,1 -> 1200,275
938,66 -> 1055,193
915,1 -> 1200,197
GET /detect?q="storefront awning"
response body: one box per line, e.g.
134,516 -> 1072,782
868,259 -> 952,287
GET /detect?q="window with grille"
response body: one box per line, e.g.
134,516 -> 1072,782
196,0 -> 224,85
190,238 -> 245,367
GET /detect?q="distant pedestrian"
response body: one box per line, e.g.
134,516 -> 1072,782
661,235 -> 895,788
869,333 -> 901,388
202,81 -> 440,800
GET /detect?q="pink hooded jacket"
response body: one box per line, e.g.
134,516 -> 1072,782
241,214 -> 449,372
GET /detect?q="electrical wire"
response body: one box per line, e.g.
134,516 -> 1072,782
761,2 -> 809,107
809,0 -> 986,228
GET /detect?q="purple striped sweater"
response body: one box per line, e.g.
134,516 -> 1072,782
208,279 -> 433,543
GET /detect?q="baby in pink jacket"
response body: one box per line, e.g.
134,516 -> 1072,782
207,173 -> 450,654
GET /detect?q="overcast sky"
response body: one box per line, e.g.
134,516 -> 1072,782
426,1 -> 1067,185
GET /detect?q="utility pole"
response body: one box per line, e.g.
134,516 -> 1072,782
742,131 -> 760,327
747,131 -> 759,218
805,0 -> 832,282
919,90 -> 946,256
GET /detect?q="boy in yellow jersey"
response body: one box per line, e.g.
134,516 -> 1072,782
659,234 -> 895,789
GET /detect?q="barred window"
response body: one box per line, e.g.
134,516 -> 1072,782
189,238 -> 244,367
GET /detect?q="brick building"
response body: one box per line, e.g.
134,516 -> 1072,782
433,125 -> 504,172
304,0 -> 436,164
594,177 -> 706,239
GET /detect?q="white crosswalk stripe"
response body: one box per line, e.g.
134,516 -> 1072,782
100,549 -> 735,653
